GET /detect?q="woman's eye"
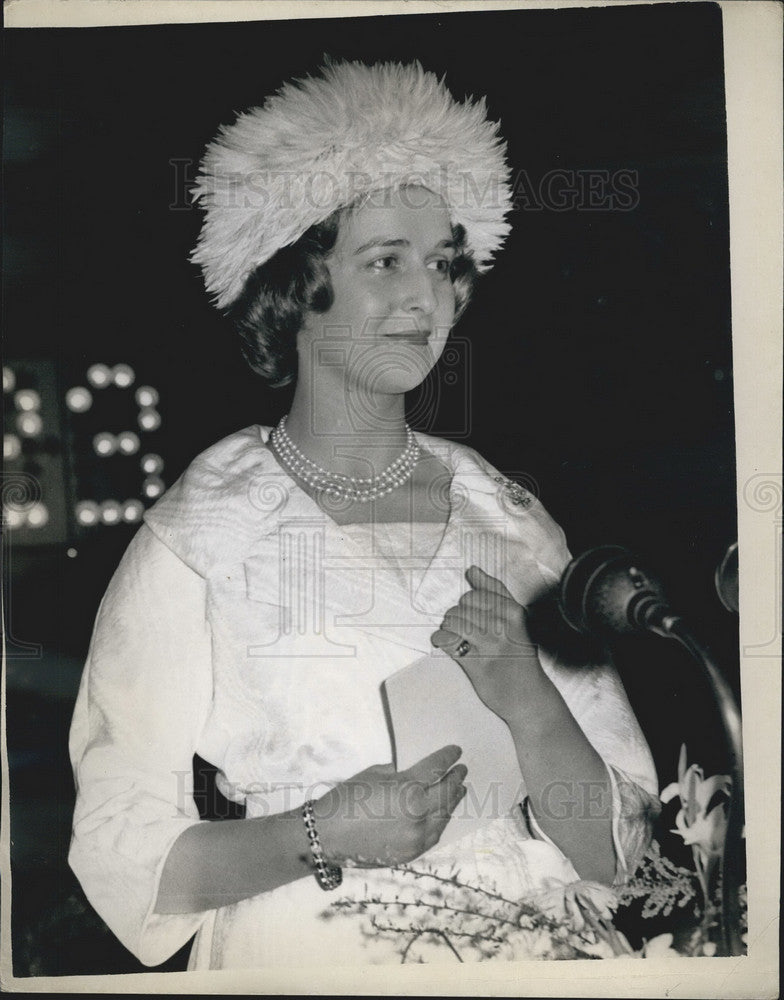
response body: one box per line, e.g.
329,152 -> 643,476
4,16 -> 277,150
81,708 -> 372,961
428,258 -> 452,275
368,256 -> 399,272
366,255 -> 452,276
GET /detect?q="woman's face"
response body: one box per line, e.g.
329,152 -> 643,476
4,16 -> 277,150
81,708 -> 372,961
299,186 -> 457,397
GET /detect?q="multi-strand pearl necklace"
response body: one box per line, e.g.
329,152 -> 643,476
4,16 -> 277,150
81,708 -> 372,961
271,415 -> 420,503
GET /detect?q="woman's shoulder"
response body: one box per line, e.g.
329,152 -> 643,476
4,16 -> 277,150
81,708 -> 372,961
182,423 -> 273,478
414,430 -> 495,476
141,425 -> 283,575
420,431 -> 571,575
417,431 -> 537,501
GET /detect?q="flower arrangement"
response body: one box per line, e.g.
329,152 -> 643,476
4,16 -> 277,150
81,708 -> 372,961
323,745 -> 746,962
323,864 -> 626,961
619,743 -> 743,957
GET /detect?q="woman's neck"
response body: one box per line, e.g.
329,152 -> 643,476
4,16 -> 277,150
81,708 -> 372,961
283,380 -> 410,479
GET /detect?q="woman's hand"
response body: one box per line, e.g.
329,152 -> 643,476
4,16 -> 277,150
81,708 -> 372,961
313,745 -> 466,868
430,565 -> 542,722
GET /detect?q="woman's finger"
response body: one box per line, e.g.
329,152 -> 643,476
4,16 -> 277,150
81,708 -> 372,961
425,767 -> 467,833
457,588 -> 506,614
403,744 -> 462,785
439,609 -> 469,635
440,763 -> 468,805
466,564 -> 514,599
435,617 -> 482,654
441,607 -> 502,642
430,627 -> 463,651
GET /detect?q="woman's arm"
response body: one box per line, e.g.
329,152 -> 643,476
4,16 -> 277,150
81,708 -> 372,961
495,662 -> 616,884
156,749 -> 467,913
432,565 -> 616,884
73,525 -> 467,949
69,526 -> 216,965
155,808 -> 315,913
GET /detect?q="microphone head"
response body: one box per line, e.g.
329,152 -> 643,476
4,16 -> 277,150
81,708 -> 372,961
715,541 -> 739,614
559,545 -> 668,636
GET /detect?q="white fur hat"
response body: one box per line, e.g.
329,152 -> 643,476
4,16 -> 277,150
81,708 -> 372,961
191,60 -> 513,309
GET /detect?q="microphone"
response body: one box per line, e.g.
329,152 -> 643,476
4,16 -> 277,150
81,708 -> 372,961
559,544 -> 745,957
559,545 -> 678,638
715,541 -> 739,614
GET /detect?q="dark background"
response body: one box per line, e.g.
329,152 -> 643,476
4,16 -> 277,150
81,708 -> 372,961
3,2 -> 739,976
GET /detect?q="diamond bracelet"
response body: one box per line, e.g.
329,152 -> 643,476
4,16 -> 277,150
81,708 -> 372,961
301,799 -> 343,891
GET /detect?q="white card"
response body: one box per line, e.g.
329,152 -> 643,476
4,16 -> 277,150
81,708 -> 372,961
382,652 -> 527,846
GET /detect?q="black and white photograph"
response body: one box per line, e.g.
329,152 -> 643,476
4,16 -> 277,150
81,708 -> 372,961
1,0 -> 779,993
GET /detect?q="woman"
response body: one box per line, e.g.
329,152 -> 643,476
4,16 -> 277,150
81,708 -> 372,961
69,60 -> 659,969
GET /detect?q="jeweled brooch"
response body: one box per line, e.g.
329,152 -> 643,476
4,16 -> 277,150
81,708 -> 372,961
494,474 -> 533,508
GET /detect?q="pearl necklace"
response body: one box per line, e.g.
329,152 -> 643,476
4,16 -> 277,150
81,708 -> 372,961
271,415 -> 420,503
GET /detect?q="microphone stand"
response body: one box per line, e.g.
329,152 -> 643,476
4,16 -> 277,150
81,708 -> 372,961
560,547 -> 745,957
653,613 -> 745,958
626,590 -> 745,957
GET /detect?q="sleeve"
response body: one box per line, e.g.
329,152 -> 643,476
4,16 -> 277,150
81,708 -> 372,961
487,480 -> 660,887
525,645 -> 662,886
68,524 -> 214,967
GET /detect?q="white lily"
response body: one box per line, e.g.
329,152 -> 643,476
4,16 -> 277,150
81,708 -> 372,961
660,744 -> 731,914
641,933 -> 682,958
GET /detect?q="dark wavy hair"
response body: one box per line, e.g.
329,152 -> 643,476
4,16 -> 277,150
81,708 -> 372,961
226,207 -> 479,388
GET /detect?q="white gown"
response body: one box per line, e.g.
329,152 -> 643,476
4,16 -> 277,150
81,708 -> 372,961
68,426 -> 659,969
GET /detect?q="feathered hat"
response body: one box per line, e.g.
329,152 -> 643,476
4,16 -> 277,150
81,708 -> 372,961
191,60 -> 513,309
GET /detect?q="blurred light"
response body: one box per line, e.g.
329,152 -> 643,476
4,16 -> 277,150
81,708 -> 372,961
93,432 -> 118,457
87,363 -> 112,388
75,501 -> 100,526
4,506 -> 27,529
15,389 -> 41,412
140,452 -> 164,475
122,499 -> 145,523
135,385 -> 159,408
142,475 -> 165,500
67,547 -> 78,558
113,363 -> 136,388
100,500 -> 122,525
117,431 -> 141,455
138,408 -> 161,432
17,411 -> 43,437
65,386 -> 93,413
4,434 -> 22,461
3,367 -> 16,394
27,502 -> 49,528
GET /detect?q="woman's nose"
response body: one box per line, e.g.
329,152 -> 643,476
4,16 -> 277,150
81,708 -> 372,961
401,266 -> 437,316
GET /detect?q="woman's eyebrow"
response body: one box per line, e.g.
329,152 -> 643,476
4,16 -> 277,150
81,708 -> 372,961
352,237 -> 409,255
352,237 -> 457,255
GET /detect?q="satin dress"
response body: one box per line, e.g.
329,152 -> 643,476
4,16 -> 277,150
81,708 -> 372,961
69,426 -> 659,969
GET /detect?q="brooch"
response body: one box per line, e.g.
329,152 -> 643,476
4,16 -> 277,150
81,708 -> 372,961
494,474 -> 533,509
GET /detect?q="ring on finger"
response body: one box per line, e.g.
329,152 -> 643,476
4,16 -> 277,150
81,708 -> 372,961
454,638 -> 471,658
